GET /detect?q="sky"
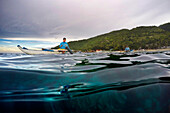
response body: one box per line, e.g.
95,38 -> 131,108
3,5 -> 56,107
0,0 -> 170,52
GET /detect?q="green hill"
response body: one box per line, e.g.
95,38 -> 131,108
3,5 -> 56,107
54,22 -> 170,51
159,22 -> 170,32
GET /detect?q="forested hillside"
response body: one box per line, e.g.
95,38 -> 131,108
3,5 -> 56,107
159,22 -> 170,32
54,22 -> 170,51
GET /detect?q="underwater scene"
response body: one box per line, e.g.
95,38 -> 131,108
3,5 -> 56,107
0,51 -> 170,113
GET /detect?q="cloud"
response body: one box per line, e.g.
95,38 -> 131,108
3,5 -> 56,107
0,0 -> 170,40
2,41 -> 12,43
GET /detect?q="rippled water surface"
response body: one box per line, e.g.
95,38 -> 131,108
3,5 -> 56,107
0,51 -> 170,113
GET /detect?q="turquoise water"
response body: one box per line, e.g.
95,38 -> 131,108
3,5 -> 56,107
0,51 -> 170,113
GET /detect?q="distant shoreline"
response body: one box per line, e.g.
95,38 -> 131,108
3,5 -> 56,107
115,48 -> 170,53
1,48 -> 170,54
135,48 -> 170,52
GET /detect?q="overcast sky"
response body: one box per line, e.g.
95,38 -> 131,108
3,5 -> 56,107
0,0 -> 170,41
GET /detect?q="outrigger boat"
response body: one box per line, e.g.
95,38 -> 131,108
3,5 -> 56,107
17,45 -> 73,55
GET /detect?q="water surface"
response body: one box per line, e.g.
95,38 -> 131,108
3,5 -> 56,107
0,52 -> 170,113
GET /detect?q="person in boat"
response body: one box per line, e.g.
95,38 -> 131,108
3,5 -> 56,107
59,38 -> 69,53
125,46 -> 130,52
60,38 -> 69,49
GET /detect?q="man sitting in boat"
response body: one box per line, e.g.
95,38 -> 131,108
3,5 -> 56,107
60,38 -> 69,49
59,38 -> 69,53
125,46 -> 130,52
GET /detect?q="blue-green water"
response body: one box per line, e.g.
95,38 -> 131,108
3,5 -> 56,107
0,52 -> 170,113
